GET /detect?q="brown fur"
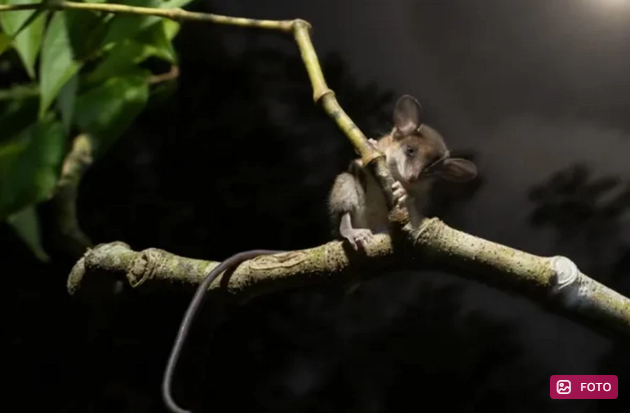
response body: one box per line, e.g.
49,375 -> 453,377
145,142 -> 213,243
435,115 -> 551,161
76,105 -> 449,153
328,95 -> 477,247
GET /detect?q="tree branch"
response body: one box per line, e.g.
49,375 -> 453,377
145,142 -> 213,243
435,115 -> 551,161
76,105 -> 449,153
148,65 -> 180,85
50,134 -> 94,258
69,218 -> 630,339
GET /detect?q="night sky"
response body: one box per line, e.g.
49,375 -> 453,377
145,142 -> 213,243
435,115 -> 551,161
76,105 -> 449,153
4,0 -> 630,412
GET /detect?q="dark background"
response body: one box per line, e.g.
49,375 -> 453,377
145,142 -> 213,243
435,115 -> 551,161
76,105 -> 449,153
3,0 -> 630,411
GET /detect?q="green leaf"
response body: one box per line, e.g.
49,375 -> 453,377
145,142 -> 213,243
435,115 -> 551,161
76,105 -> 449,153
0,0 -> 46,78
87,19 -> 180,85
65,10 -> 110,60
0,114 -> 67,220
136,20 -> 179,63
39,11 -> 81,118
101,0 -> 162,47
100,0 -> 189,48
9,0 -> 48,40
163,19 -> 180,41
57,73 -> 77,135
85,39 -> 152,85
0,32 -> 11,56
74,74 -> 149,157
0,94 -> 39,144
7,206 -> 50,262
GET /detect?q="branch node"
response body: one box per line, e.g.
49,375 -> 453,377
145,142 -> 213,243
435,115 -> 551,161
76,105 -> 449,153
173,7 -> 185,22
549,255 -> 586,309
361,151 -> 384,168
413,217 -> 439,243
128,248 -> 166,288
551,255 -> 579,288
315,88 -> 334,104
292,18 -> 312,32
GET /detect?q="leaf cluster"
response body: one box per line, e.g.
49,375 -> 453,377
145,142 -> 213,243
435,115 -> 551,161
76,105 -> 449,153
0,0 -> 193,259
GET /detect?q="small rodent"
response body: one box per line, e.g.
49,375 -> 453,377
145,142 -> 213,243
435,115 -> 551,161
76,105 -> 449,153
328,94 -> 477,250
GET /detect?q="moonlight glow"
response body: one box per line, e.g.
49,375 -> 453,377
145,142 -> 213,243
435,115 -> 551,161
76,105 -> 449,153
601,0 -> 627,6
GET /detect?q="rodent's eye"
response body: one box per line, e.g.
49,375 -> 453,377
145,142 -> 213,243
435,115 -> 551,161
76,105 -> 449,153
405,145 -> 415,157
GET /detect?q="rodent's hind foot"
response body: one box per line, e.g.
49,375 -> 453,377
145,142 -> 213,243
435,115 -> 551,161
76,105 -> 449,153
342,228 -> 373,250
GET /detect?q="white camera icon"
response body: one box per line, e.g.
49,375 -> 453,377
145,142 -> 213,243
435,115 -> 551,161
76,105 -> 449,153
557,380 -> 571,394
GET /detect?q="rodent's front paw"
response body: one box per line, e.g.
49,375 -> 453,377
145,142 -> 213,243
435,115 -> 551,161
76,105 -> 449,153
392,181 -> 408,207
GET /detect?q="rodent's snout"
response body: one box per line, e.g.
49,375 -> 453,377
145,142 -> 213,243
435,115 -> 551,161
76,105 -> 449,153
396,158 -> 422,185
404,169 -> 421,183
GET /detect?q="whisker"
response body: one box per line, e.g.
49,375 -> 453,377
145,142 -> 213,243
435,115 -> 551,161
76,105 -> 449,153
422,154 -> 449,175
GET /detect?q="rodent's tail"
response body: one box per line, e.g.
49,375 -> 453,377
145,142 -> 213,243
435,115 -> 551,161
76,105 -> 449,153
162,358 -> 190,413
161,249 -> 285,413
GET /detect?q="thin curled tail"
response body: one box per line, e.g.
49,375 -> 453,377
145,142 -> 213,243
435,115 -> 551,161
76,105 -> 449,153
161,249 -> 284,413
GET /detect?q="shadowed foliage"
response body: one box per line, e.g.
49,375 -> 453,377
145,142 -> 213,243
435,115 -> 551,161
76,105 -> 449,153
528,163 -> 630,278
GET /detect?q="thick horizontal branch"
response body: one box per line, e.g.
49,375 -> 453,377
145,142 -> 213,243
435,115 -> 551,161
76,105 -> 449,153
68,218 -> 630,339
67,235 -> 397,301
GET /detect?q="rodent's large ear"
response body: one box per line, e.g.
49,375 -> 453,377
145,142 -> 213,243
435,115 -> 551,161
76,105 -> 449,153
393,95 -> 423,137
436,158 -> 477,182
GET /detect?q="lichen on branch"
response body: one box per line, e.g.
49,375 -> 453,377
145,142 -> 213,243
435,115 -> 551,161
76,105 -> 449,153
67,236 -> 396,301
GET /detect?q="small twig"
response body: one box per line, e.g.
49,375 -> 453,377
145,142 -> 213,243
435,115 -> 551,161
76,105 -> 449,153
148,65 -> 180,85
50,134 -> 94,258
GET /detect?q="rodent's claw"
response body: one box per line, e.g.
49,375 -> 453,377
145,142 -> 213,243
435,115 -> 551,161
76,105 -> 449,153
344,228 -> 373,250
392,181 -> 408,207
